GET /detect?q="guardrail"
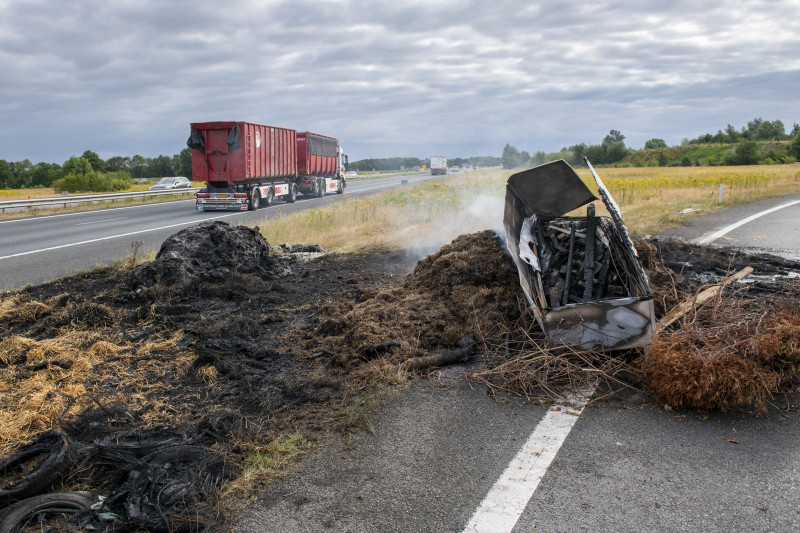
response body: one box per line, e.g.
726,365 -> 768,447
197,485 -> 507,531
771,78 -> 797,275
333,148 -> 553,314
0,188 -> 199,213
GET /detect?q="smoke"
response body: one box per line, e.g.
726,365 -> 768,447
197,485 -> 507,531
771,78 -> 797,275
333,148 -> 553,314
401,189 -> 507,262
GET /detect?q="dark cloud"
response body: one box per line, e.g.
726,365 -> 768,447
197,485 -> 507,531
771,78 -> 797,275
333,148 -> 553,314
1,0 -> 799,163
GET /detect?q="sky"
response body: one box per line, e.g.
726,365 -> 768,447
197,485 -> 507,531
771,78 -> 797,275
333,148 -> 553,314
1,0 -> 799,164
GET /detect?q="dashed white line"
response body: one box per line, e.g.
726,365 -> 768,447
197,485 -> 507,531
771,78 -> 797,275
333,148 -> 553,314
696,199 -> 800,245
75,217 -> 128,226
463,386 -> 595,533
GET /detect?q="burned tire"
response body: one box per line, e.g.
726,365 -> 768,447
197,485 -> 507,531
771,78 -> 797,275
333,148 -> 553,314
248,188 -> 260,211
0,491 -> 99,532
286,183 -> 297,203
0,430 -> 74,505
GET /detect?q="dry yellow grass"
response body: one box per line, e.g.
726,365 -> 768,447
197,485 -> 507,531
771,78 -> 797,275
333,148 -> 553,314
574,165 -> 800,235
258,164 -> 800,252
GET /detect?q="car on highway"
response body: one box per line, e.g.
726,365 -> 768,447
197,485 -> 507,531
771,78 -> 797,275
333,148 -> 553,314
149,177 -> 192,190
345,171 -> 358,178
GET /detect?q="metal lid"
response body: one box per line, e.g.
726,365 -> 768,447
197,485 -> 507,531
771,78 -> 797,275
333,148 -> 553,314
506,159 -> 597,218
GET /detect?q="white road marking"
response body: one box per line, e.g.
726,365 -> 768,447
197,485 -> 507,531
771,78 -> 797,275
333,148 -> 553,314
696,199 -> 800,245
0,199 -> 194,225
75,217 -> 128,226
463,386 -> 595,533
0,212 -> 241,261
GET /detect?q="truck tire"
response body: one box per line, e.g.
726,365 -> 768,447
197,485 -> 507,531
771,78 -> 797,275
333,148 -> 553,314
286,183 -> 297,203
0,491 -> 99,532
317,178 -> 325,198
337,179 -> 344,194
265,187 -> 274,207
0,430 -> 74,505
249,188 -> 260,211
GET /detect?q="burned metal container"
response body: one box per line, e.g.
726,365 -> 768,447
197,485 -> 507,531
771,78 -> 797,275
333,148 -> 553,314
504,158 -> 655,350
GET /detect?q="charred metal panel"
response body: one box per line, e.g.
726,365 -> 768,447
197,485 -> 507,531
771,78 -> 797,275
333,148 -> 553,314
504,159 -> 655,350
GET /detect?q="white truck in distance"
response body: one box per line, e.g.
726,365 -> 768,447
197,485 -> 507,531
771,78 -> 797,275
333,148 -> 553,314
430,156 -> 448,176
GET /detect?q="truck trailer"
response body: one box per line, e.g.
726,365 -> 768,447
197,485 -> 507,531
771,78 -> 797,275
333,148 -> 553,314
189,121 -> 347,211
429,156 -> 447,176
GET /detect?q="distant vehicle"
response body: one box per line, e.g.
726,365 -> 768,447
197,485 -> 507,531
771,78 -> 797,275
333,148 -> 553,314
345,170 -> 358,177
413,166 -> 421,172
430,156 -> 447,176
149,177 -> 192,190
450,166 -> 459,173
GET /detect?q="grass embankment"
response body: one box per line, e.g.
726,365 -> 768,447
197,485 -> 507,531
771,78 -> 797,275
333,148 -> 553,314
259,164 -> 800,251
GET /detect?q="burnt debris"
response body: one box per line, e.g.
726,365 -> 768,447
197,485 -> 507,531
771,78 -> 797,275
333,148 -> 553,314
504,159 -> 656,350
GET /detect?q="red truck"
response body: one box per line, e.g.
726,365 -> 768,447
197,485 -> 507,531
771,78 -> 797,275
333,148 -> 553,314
189,121 -> 347,211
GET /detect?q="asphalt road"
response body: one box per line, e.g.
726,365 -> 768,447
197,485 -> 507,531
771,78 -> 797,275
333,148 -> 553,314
227,195 -> 800,533
0,173 -> 436,292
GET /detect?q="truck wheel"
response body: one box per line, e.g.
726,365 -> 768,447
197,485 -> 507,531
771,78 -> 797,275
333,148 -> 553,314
287,183 -> 297,203
0,430 -> 74,505
249,188 -> 260,211
336,180 -> 344,194
0,492 -> 100,532
265,187 -> 274,207
317,178 -> 325,198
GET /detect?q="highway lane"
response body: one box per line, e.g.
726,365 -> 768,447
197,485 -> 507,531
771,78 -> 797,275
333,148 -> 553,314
0,173 -> 437,291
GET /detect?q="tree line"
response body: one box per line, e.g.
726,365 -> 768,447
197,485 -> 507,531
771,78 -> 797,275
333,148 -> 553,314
348,155 -> 502,172
3,117 -> 799,191
501,118 -> 800,170
683,118 -> 800,145
0,148 -> 192,191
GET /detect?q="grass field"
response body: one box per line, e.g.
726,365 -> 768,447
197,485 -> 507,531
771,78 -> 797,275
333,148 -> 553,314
4,164 -> 799,244
258,164 -> 800,251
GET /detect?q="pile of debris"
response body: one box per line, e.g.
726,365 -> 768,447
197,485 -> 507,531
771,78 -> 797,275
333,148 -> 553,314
314,230 -> 521,369
2,213 -> 800,529
0,221 -> 354,531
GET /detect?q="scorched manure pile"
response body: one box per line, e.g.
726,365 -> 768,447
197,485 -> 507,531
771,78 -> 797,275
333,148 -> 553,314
1,220 -> 799,531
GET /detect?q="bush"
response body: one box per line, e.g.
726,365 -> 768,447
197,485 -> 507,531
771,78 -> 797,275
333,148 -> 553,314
52,171 -> 132,193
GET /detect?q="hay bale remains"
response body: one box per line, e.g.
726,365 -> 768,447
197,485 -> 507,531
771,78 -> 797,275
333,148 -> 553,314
642,282 -> 800,412
133,221 -> 272,289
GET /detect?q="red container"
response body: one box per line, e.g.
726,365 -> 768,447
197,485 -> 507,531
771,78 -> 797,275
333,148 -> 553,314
296,132 -> 339,177
189,121 -> 297,185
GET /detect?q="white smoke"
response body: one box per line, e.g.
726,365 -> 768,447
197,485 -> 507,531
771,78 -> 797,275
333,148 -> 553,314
400,190 -> 507,261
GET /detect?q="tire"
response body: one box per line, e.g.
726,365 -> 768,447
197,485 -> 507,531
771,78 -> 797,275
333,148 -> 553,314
0,430 -> 74,505
286,183 -> 297,203
0,491 -> 99,532
265,187 -> 274,207
248,188 -> 260,211
336,179 -> 344,194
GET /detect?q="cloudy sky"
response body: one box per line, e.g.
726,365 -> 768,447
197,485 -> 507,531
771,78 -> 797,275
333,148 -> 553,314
2,0 -> 799,164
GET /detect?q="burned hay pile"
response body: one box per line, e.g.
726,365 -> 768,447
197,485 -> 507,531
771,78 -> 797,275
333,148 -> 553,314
0,221 -> 353,531
639,240 -> 800,412
315,230 -> 522,368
